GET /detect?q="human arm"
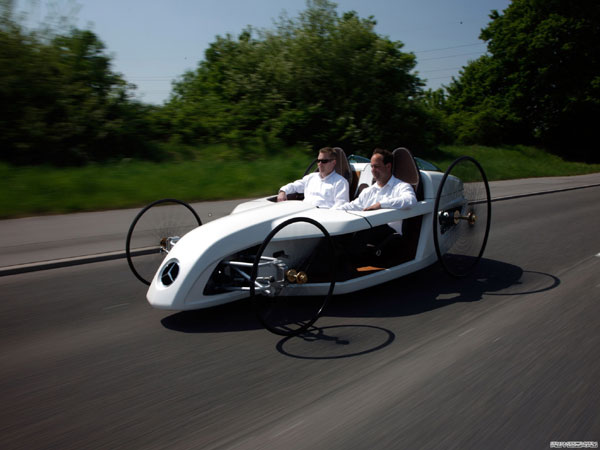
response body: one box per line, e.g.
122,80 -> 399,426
278,175 -> 309,202
335,187 -> 367,211
343,179 -> 416,211
377,180 -> 416,210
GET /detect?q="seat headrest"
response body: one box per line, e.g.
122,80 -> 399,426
333,147 -> 353,186
392,147 -> 420,187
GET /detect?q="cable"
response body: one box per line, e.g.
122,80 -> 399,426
413,42 -> 486,54
418,66 -> 463,74
420,51 -> 487,62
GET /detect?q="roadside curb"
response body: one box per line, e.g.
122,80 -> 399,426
0,251 -> 127,276
2,182 -> 599,277
490,182 -> 600,203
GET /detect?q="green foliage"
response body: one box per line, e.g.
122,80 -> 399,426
4,0 -> 599,169
163,0 -> 438,153
445,0 -> 600,162
0,2 -> 159,165
415,88 -> 453,147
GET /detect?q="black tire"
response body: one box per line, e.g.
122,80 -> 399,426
250,217 -> 336,336
126,199 -> 201,285
433,156 -> 491,278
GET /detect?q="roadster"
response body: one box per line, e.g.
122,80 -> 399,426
126,148 -> 491,336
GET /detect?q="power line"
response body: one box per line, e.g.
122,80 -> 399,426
413,42 -> 486,54
420,51 -> 487,62
425,75 -> 458,81
127,77 -> 176,81
418,66 -> 463,74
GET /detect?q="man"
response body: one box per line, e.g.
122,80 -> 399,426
337,148 -> 416,234
277,147 -> 349,208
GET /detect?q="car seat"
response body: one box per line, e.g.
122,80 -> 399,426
392,147 -> 422,201
332,147 -> 354,188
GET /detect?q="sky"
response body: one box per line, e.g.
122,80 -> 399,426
18,0 -> 513,104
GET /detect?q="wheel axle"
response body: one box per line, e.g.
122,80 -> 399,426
452,210 -> 477,225
160,236 -> 180,253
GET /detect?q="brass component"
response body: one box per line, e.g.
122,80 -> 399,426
286,269 -> 298,283
453,210 -> 461,225
285,269 -> 308,284
452,210 -> 477,226
468,212 -> 477,225
296,271 -> 308,284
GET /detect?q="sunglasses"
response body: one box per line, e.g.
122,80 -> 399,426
317,159 -> 333,164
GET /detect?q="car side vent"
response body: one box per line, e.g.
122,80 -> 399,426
161,261 -> 180,286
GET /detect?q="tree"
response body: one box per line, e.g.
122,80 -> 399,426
0,1 -> 157,165
165,0 -> 438,153
446,0 -> 600,161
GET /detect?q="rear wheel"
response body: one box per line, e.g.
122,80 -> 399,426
433,156 -> 491,278
126,199 -> 201,285
250,217 -> 336,336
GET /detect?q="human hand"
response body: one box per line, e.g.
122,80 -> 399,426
363,202 -> 381,211
277,191 -> 287,202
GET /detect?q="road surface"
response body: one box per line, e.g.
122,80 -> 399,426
0,182 -> 598,449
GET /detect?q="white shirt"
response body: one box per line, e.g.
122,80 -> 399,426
280,171 -> 349,208
337,175 -> 416,233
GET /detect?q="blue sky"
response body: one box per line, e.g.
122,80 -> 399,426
19,0 -> 512,104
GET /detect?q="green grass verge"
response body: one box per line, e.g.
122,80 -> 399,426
431,145 -> 600,181
0,144 -> 598,218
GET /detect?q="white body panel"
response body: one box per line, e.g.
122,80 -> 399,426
146,169 -> 459,311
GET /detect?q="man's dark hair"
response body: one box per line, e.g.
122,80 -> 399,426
372,148 -> 393,166
318,147 -> 336,158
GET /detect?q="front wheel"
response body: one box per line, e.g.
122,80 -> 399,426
250,217 -> 336,336
433,156 -> 491,278
126,199 -> 201,285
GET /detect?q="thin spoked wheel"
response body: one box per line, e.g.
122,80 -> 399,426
126,199 -> 201,285
250,217 -> 336,336
433,156 -> 491,278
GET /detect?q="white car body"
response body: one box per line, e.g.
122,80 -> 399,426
146,162 -> 465,311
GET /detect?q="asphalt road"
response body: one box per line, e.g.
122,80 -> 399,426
1,187 -> 599,449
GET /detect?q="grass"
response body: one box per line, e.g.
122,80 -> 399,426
431,145 -> 600,180
1,144 -> 598,218
0,148 -> 313,218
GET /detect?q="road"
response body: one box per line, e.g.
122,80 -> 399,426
1,186 -> 599,449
